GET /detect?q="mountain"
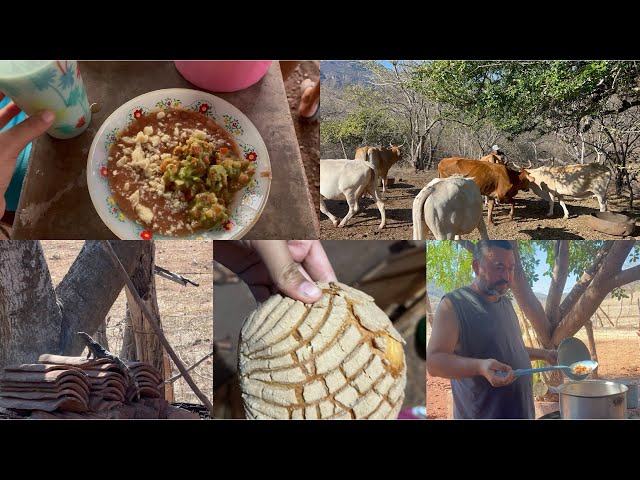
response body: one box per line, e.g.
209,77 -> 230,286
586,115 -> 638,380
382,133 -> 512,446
320,61 -> 374,88
534,292 -> 548,304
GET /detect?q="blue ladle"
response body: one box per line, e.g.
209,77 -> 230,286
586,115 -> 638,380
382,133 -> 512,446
495,360 -> 598,378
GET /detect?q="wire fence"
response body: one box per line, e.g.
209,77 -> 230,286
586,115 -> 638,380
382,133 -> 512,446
104,269 -> 213,406
41,240 -> 213,407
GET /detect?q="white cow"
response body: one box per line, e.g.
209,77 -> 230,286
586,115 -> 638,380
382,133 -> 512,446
520,163 -> 612,219
412,174 -> 489,240
320,159 -> 386,229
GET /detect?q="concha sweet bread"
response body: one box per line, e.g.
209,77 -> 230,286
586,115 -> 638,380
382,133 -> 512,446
238,282 -> 406,419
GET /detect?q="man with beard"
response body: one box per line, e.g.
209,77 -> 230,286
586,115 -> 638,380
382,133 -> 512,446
427,240 -> 557,419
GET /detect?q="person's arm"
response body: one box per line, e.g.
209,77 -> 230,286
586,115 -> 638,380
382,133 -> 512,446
526,347 -> 557,365
427,296 -> 516,387
0,99 -> 54,218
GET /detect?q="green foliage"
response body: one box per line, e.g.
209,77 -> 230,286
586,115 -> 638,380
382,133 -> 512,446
534,241 -> 604,281
412,61 -> 640,136
567,241 -> 605,279
426,241 -> 473,292
320,85 -> 404,150
517,241 -> 539,287
426,240 -> 620,296
320,107 -> 401,145
611,287 -> 630,301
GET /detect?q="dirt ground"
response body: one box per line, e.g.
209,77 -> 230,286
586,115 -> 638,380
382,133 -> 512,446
426,331 -> 640,419
320,166 -> 640,240
283,61 -> 320,214
40,240 -> 213,407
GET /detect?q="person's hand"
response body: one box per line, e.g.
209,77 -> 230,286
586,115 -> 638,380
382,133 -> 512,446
213,240 -> 337,303
0,95 -> 55,218
478,358 -> 516,387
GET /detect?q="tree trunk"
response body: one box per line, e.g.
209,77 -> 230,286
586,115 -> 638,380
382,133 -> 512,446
0,240 -> 148,369
124,241 -> 173,401
0,241 -> 61,366
426,285 -> 433,326
616,169 -> 624,195
94,318 -> 109,351
584,319 -> 599,379
509,242 -> 552,346
559,241 -> 614,320
625,169 -> 634,209
551,241 -> 637,344
545,241 -> 569,328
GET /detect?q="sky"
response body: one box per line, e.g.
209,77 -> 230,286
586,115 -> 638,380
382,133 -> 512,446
522,244 -> 638,295
376,61 -> 394,69
532,245 -> 575,295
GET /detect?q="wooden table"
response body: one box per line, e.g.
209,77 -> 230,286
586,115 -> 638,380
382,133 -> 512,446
12,61 -> 319,240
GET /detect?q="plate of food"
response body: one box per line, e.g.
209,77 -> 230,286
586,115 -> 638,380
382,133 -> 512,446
87,88 -> 271,239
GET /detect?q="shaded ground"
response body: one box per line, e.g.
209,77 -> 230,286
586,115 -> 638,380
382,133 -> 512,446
320,166 -> 640,240
427,332 -> 640,419
284,61 -> 320,215
41,240 -> 213,406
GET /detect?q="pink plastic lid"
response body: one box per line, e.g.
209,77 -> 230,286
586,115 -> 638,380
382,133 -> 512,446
174,61 -> 273,93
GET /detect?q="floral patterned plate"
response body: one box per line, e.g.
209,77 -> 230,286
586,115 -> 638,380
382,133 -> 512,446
87,88 -> 271,240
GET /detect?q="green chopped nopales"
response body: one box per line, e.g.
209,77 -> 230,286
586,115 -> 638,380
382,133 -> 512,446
158,133 -> 256,229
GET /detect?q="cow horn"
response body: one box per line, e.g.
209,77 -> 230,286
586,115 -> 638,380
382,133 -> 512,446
527,158 -> 532,168
511,162 -> 522,169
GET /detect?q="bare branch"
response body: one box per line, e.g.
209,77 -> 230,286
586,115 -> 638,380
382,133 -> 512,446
545,241 -> 569,327
456,240 -> 475,254
551,241 -> 635,344
612,264 -> 640,288
559,241 -> 614,319
598,306 -> 615,327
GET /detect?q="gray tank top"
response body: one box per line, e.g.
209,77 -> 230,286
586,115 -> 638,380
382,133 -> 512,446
443,286 -> 534,419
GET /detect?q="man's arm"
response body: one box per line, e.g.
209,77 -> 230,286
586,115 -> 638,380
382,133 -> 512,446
427,297 -> 515,386
526,347 -> 557,365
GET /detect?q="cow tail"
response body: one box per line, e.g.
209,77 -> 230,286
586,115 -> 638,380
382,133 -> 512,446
365,161 -> 383,201
412,184 -> 434,240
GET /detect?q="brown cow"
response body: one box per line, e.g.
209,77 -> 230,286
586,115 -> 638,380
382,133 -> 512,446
437,157 -> 530,225
355,144 -> 402,192
478,152 -> 507,205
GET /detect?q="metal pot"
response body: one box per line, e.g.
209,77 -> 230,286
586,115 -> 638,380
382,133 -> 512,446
558,380 -> 627,419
